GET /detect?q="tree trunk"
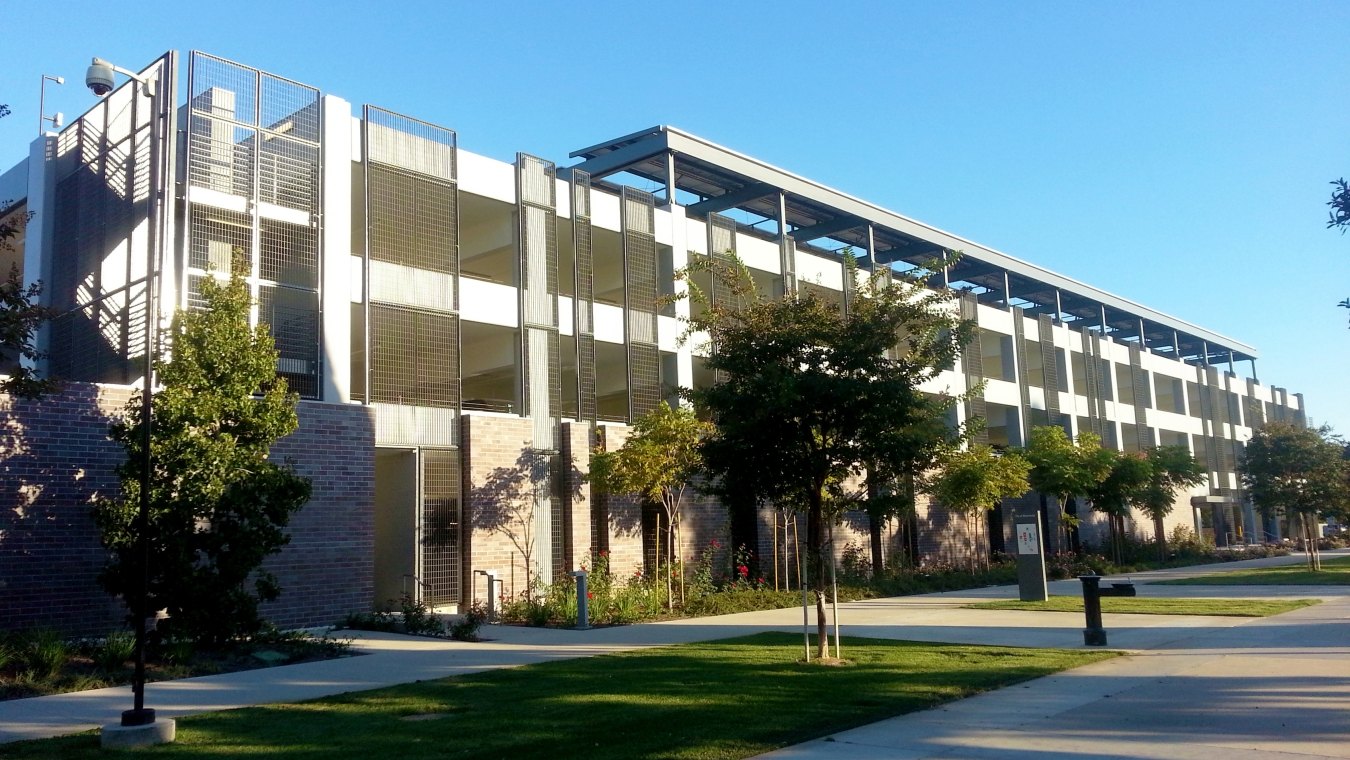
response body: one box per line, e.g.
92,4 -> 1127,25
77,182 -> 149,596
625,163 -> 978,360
807,488 -> 828,659
869,512 -> 885,578
1154,515 -> 1167,562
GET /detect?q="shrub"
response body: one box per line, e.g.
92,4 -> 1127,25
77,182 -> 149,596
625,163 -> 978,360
16,629 -> 69,679
450,601 -> 490,641
400,594 -> 446,637
93,630 -> 136,672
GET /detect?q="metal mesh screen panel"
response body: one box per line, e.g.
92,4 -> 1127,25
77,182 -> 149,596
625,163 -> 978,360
572,171 -> 596,421
46,56 -> 169,384
1012,310 -> 1031,440
365,107 -> 456,179
259,285 -> 320,398
367,164 -> 458,274
421,448 -> 462,606
517,153 -> 559,452
185,52 -> 321,397
959,293 -> 988,444
623,188 -> 659,420
1037,314 -> 1061,419
369,304 -> 460,409
1129,345 -> 1151,450
361,105 -> 460,440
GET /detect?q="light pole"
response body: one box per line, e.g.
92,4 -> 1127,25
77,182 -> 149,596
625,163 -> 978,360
38,74 -> 64,134
86,56 -> 163,730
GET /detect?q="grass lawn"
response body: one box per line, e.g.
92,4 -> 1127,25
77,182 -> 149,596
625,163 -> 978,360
963,595 -> 1318,616
0,633 -> 1114,760
1155,556 -> 1350,586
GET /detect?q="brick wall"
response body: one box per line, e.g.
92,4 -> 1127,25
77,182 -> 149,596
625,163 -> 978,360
0,382 -> 375,637
259,400 -> 376,629
462,414 -> 540,600
1,383 -> 132,635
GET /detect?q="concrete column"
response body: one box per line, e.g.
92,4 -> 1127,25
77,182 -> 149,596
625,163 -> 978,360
320,94 -> 353,403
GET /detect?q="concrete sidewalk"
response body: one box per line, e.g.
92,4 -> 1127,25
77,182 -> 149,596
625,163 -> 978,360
1,550 -> 1346,756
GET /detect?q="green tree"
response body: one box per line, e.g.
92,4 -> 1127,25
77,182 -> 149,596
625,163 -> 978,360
684,255 -> 973,657
590,401 -> 711,606
1241,422 -> 1348,571
928,445 -> 1031,571
1140,445 -> 1207,560
0,265 -> 54,400
94,274 -> 311,643
1329,177 -> 1349,232
1024,425 -> 1114,551
0,151 -> 54,400
1084,450 -> 1152,563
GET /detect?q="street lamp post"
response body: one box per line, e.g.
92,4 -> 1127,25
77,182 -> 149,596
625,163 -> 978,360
86,56 -> 164,731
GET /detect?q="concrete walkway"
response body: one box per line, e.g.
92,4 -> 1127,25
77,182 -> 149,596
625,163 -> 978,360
1,550 -> 1347,758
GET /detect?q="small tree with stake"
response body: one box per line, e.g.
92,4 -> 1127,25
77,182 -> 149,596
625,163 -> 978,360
682,253 -> 973,658
1139,445 -> 1207,560
1024,426 -> 1114,552
590,401 -> 710,606
929,445 -> 1031,571
95,274 -> 311,645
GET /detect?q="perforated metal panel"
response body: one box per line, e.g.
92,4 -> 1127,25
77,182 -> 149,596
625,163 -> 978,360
184,52 -> 321,397
622,187 -> 660,420
1080,331 -> 1108,439
421,448 -> 462,606
572,171 -> 596,422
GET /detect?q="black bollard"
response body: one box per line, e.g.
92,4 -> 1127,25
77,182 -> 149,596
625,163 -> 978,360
1079,575 -> 1107,646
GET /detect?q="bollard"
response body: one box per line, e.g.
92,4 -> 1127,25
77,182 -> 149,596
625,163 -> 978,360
572,570 -> 590,630
1079,575 -> 1106,646
1079,575 -> 1136,646
474,570 -> 500,622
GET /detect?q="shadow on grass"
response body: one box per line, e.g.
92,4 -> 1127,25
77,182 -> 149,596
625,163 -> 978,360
0,633 -> 1111,760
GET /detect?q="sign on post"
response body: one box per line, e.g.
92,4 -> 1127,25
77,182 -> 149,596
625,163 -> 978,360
1013,509 -> 1048,602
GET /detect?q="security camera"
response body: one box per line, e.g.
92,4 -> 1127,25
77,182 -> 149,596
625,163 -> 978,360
86,59 -> 115,97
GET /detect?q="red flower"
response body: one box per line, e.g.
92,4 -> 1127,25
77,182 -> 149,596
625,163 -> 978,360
710,539 -> 721,549
586,591 -> 594,600
737,564 -> 749,578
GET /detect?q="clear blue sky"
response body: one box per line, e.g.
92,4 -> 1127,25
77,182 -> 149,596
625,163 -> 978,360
4,1 -> 1347,429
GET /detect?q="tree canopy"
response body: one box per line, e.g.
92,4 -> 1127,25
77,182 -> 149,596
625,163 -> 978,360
1140,445 -> 1207,558
928,445 -> 1030,570
95,274 -> 311,643
683,255 -> 973,656
590,401 -> 711,605
1024,425 -> 1113,547
1241,422 -> 1348,570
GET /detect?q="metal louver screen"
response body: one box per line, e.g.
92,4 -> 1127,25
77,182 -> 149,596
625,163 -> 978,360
421,449 -> 462,606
